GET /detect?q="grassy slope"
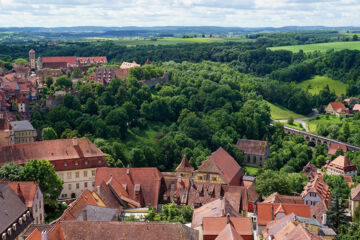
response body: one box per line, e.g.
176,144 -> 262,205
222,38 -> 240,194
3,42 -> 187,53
244,166 -> 259,176
298,76 -> 348,96
306,115 -> 342,133
269,41 -> 360,53
285,122 -> 304,130
266,101 -> 304,120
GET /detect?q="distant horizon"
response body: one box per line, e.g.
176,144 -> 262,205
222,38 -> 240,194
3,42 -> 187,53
1,0 -> 359,28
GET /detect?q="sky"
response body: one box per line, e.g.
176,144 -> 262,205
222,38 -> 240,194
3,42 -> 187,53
0,0 -> 359,28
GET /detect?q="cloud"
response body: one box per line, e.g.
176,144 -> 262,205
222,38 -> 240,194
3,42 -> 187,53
0,0 -> 359,27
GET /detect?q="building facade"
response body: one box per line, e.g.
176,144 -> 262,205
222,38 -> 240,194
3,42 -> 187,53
236,139 -> 269,167
9,120 -> 37,144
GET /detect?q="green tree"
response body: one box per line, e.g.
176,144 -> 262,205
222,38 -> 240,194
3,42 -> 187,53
14,58 -> 28,66
354,204 -> 360,222
287,116 -> 294,125
338,222 -> 360,240
21,160 -> 63,206
0,163 -> 23,181
85,98 -> 98,115
55,76 -> 72,89
353,34 -> 359,41
327,189 -> 347,232
42,127 -> 58,140
71,67 -> 83,78
46,76 -> 53,87
256,170 -> 291,197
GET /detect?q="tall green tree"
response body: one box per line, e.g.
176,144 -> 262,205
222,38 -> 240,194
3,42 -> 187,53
0,163 -> 23,181
327,189 -> 347,232
42,127 -> 58,140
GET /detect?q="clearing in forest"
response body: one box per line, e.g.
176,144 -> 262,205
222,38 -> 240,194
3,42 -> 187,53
297,76 -> 348,95
269,41 -> 360,52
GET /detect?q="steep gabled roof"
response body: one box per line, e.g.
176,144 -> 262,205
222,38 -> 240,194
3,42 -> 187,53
351,184 -> 360,201
301,177 -> 331,207
328,143 -> 347,155
203,217 -> 253,236
7,181 -> 39,208
197,147 -> 242,185
257,202 -> 311,226
263,192 -> 304,205
329,102 -> 346,111
41,56 -> 77,66
176,155 -> 194,172
215,223 -> 244,240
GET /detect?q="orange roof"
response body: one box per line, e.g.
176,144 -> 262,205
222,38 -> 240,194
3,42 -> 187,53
175,155 -> 194,172
285,224 -> 323,240
301,177 -> 331,206
41,57 -> 77,66
324,155 -> 357,174
25,228 -> 42,240
257,203 -> 311,226
329,102 -> 346,111
7,181 -> 39,208
215,224 -> 244,240
203,217 -> 253,236
328,143 -> 347,155
0,138 -> 106,171
263,192 -> 304,205
351,184 -> 360,201
197,147 -> 242,185
344,176 -> 354,187
94,168 -> 163,209
353,104 -> 360,111
311,201 -> 327,224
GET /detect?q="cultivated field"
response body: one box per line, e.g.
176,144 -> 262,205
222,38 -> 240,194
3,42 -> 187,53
269,41 -> 360,52
298,76 -> 348,95
266,101 -> 304,120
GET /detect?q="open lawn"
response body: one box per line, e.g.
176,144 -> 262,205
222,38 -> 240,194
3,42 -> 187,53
306,115 -> 343,133
269,41 -> 360,53
298,76 -> 348,96
285,122 -> 304,130
266,101 -> 304,120
244,166 -> 259,176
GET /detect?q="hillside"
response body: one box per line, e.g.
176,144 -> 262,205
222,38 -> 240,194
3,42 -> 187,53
269,41 -> 360,52
266,101 -> 304,120
297,76 -> 348,95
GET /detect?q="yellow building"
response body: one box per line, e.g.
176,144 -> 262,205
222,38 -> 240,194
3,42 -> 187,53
9,120 -> 37,144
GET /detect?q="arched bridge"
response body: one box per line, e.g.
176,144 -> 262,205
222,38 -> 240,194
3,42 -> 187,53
283,126 -> 360,151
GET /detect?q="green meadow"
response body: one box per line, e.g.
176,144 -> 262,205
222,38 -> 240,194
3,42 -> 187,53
266,101 -> 304,120
269,41 -> 360,53
298,76 -> 348,95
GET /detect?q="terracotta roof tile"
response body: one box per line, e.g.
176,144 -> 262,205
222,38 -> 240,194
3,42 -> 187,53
77,57 -> 107,65
215,223 -> 244,240
351,184 -> 360,201
344,175 -> 354,187
256,202 -> 311,226
163,176 -> 190,205
328,143 -> 347,155
263,192 -> 304,205
47,221 -> 198,240
329,102 -> 346,111
187,182 -> 223,209
311,201 -> 327,224
236,139 -> 268,156
301,177 -> 331,207
285,223 -> 323,240
0,138 -> 107,171
203,217 -> 253,236
41,57 -> 77,66
353,104 -> 360,111
197,147 -> 242,185
94,167 -> 163,209
325,155 -> 356,174
176,155 -> 194,172
7,181 -> 39,208
191,198 -> 241,228
25,228 -> 42,240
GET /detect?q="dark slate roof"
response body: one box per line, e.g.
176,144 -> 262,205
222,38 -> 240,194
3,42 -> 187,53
319,226 -> 337,236
0,182 -> 28,233
242,176 -> 256,182
9,120 -> 35,131
75,205 -> 118,221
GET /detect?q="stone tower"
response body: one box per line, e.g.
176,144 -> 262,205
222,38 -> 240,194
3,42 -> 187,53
29,49 -> 36,70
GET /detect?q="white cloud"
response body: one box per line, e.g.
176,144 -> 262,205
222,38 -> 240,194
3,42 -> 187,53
0,0 -> 359,27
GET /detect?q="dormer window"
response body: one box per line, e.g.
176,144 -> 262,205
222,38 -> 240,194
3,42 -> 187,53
64,163 -> 68,167
75,162 -> 78,166
84,161 -> 88,165
163,195 -> 168,201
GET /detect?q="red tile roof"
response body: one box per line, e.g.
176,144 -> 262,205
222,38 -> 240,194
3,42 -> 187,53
256,202 -> 311,226
263,192 -> 304,205
344,175 -> 354,187
285,223 -> 323,240
328,143 -> 347,155
301,177 -> 331,207
236,139 -> 268,156
46,221 -> 198,240
77,57 -> 107,65
329,102 -> 346,111
94,167 -> 163,209
215,223 -> 244,240
351,184 -> 360,201
25,228 -> 42,240
176,155 -> 194,172
191,198 -> 241,228
311,201 -> 327,224
323,155 -> 357,174
163,175 -> 190,205
0,138 -> 107,171
197,147 -> 242,186
7,181 -> 39,208
203,217 -> 253,237
41,57 -> 77,66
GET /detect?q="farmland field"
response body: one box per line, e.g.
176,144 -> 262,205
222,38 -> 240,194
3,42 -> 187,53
298,76 -> 348,95
269,41 -> 360,52
266,101 -> 304,120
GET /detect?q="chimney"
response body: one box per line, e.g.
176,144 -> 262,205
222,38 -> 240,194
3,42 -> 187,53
178,175 -> 182,183
72,137 -> 78,146
322,213 -> 327,225
41,231 -> 47,240
82,209 -> 87,221
271,205 -> 274,220
126,169 -> 130,175
97,185 -> 101,197
226,213 -> 230,224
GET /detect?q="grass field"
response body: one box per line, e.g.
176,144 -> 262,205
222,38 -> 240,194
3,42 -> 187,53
266,101 -> 304,120
306,115 -> 342,133
88,36 -> 252,46
298,76 -> 348,95
244,166 -> 259,176
269,41 -> 360,53
285,122 -> 304,130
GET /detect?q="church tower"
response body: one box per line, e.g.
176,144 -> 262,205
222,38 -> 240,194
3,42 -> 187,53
29,49 -> 36,70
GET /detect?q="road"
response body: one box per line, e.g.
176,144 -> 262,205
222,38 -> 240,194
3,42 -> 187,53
274,109 -> 319,132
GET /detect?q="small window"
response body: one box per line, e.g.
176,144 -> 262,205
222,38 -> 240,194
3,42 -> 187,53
75,162 -> 78,166
68,184 -> 72,190
67,172 -> 72,179
199,176 -> 203,180
84,161 -> 88,165
76,183 -> 80,189
92,170 -> 96,176
212,177 -> 217,181
83,171 -> 88,177
75,172 -> 79,178
64,163 -> 68,167
84,182 -> 88,188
